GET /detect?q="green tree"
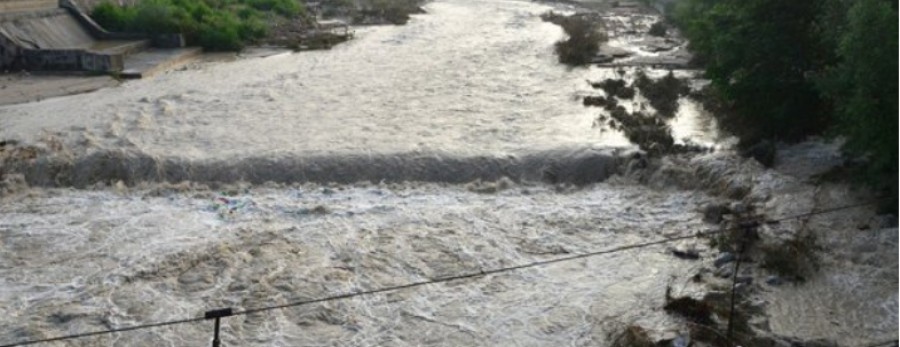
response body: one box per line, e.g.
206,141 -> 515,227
819,0 -> 898,190
674,0 -> 898,200
674,0 -> 830,144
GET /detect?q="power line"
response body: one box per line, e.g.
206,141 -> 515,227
237,198 -> 891,319
0,199 -> 889,347
235,230 -> 709,317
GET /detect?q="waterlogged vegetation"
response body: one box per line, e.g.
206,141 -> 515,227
91,0 -> 307,50
320,0 -> 425,25
540,12 -> 607,66
634,71 -> 689,119
671,0 -> 898,201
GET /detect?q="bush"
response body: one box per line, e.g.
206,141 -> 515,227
245,0 -> 304,17
634,71 -> 689,118
91,2 -> 136,31
648,21 -> 667,36
542,12 -> 607,66
197,12 -> 244,51
130,0 -> 184,34
608,108 -> 675,155
591,78 -> 635,99
238,16 -> 268,41
90,0 -> 304,51
760,232 -> 819,282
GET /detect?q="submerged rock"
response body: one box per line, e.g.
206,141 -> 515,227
714,265 -> 733,278
583,95 -> 608,107
669,335 -> 690,347
670,247 -> 700,260
590,79 -> 635,99
714,252 -> 735,267
663,295 -> 714,325
702,203 -> 730,224
742,140 -> 776,167
610,325 -> 655,347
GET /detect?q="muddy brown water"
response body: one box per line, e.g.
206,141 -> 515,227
0,0 -> 894,346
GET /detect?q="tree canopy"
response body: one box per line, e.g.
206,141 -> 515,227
673,0 -> 898,196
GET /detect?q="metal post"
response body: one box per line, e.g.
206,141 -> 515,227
727,221 -> 756,344
205,308 -> 234,347
212,318 -> 221,347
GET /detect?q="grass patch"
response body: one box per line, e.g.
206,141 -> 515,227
91,0 -> 307,51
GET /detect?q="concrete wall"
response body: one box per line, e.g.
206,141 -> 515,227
0,9 -> 95,49
0,0 -> 171,72
0,0 -> 57,14
0,7 -> 127,71
20,48 -> 122,71
0,32 -> 19,66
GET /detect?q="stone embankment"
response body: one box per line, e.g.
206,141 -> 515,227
0,0 -> 193,73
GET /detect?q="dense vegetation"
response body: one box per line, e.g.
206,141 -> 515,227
672,0 -> 898,197
541,12 -> 607,66
91,0 -> 306,50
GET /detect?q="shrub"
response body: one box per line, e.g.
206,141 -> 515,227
238,16 -> 268,41
634,71 -> 689,118
760,232 -> 819,282
591,78 -> 634,99
648,21 -> 666,36
542,12 -> 607,66
245,0 -> 304,17
608,108 -> 675,155
90,0 -> 305,51
91,2 -> 136,31
197,12 -> 244,51
130,0 -> 184,34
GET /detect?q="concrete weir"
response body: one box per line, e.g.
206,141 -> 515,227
0,0 -> 197,75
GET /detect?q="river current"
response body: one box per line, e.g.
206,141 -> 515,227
0,0 -> 894,346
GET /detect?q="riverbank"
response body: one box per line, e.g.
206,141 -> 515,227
539,0 -> 897,345
0,0 -> 427,106
87,0 -> 424,52
613,138 -> 897,346
0,73 -> 119,106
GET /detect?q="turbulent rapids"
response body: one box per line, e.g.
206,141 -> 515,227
0,0 -> 895,346
3,146 -> 633,187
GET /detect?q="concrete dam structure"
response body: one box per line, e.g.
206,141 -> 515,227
0,0 -> 56,13
0,0 -> 196,74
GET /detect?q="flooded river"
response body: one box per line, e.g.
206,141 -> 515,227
0,0 -> 894,346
